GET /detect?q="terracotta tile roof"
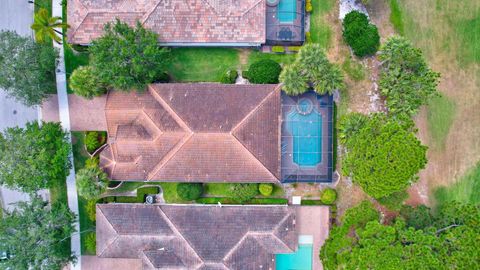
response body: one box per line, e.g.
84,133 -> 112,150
100,83 -> 281,183
67,0 -> 266,45
96,204 -> 297,269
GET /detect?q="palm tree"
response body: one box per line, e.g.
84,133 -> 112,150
30,8 -> 69,44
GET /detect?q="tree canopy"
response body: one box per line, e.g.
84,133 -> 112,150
69,66 -> 107,99
226,183 -> 259,203
0,31 -> 57,106
30,8 -> 69,44
320,201 -> 480,270
89,19 -> 170,91
176,183 -> 204,201
340,114 -> 427,199
0,196 -> 76,270
342,11 -> 380,57
280,44 -> 344,96
0,121 -> 71,193
243,59 -> 282,84
76,166 -> 108,200
379,36 -> 440,117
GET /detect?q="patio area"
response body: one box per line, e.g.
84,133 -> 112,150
266,0 -> 305,45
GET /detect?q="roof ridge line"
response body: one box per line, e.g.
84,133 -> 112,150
140,109 -> 163,139
148,85 -> 192,133
96,206 -> 120,257
147,132 -> 193,180
231,138 -> 279,182
140,0 -> 162,24
241,0 -> 265,17
156,206 -> 204,266
221,231 -> 252,263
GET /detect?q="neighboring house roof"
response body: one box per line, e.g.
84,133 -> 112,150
96,204 -> 297,270
99,83 -> 282,182
67,0 -> 266,45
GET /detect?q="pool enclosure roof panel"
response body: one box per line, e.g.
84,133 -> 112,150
281,92 -> 334,183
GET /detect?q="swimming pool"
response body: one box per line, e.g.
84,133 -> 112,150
286,99 -> 323,167
277,0 -> 297,23
276,244 -> 313,270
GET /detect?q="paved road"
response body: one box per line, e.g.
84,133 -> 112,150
0,1 -> 42,209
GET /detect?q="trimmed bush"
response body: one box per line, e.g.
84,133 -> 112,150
176,183 -> 204,201
70,66 -> 107,99
301,200 -> 325,205
86,200 -> 97,221
305,32 -> 312,43
85,157 -> 99,169
271,46 -> 285,53
76,166 -> 108,200
320,188 -> 337,205
243,60 -> 282,84
226,183 -> 259,203
306,0 -> 313,13
342,11 -> 380,57
220,69 -> 238,84
288,46 -> 302,52
84,232 -> 96,254
258,183 -> 274,196
85,132 -> 100,153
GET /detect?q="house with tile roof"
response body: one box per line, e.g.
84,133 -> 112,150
96,204 -> 297,270
67,0 -> 306,46
99,83 -> 282,183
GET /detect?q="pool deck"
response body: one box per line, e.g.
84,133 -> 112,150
295,206 -> 330,270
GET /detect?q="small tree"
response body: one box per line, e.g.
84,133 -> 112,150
86,199 -> 97,221
89,19 -> 170,91
84,232 -> 96,254
376,190 -> 409,211
379,36 -> 440,117
220,69 -> 238,84
280,44 -> 344,96
176,183 -> 204,201
342,114 -> 427,199
85,131 -> 101,153
76,166 -> 108,200
30,8 -> 69,44
399,205 -> 433,229
342,11 -> 380,57
0,196 -> 76,269
0,121 -> 71,193
0,31 -> 57,106
243,60 -> 282,84
226,183 -> 259,203
69,66 -> 107,99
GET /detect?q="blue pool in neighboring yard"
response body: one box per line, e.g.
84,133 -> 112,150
276,244 -> 313,270
277,0 -> 297,23
286,98 -> 323,167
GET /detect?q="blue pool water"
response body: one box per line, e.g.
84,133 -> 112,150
276,244 -> 313,270
286,100 -> 322,167
278,0 -> 297,23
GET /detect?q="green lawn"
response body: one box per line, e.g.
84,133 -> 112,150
389,0 -> 405,35
434,162 -> 480,206
455,16 -> 480,65
204,183 -> 285,197
167,48 -> 240,82
426,94 -> 456,149
72,132 -> 89,171
309,0 -> 335,48
246,51 -> 297,67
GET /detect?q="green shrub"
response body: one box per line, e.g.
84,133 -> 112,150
76,166 -> 108,200
399,205 -> 433,229
305,32 -> 312,43
258,183 -> 273,196
195,197 -> 235,204
220,69 -> 238,84
84,232 -> 96,254
288,46 -> 302,52
247,198 -> 288,204
176,183 -> 204,201
271,46 -> 285,53
85,157 -> 99,169
156,71 -> 170,83
226,183 -> 259,203
86,200 -> 96,221
377,190 -> 408,211
243,60 -> 282,84
320,188 -> 337,205
341,57 -> 366,81
301,200 -> 325,205
306,0 -> 313,13
70,66 -> 107,99
342,11 -> 380,57
71,44 -> 89,53
85,132 -> 100,153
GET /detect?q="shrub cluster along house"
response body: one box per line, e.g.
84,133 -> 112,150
65,1 -> 331,270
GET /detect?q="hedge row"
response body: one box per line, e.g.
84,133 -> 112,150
195,197 -> 288,205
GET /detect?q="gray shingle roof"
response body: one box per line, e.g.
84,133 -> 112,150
96,204 -> 297,270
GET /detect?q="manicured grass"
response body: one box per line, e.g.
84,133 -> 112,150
195,197 -> 288,205
105,182 -> 189,203
204,183 -> 285,197
167,48 -> 240,82
427,94 -> 456,149
341,57 -> 366,81
455,16 -> 480,65
389,0 -> 405,35
434,162 -> 480,206
309,0 -> 335,48
71,132 -> 89,171
246,51 -> 297,67
78,196 -> 95,255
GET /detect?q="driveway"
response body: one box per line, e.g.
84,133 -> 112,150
0,0 -> 41,209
